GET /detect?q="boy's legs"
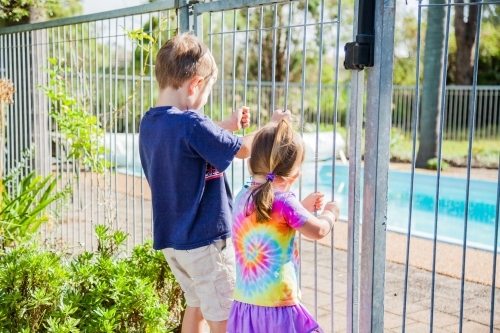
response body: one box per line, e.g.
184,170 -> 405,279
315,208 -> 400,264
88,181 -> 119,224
163,239 -> 236,333
206,319 -> 228,333
182,306 -> 205,333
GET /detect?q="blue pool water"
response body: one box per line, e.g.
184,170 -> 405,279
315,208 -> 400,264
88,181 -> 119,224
119,160 -> 499,251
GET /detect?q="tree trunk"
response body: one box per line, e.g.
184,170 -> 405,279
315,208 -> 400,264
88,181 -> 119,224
416,0 -> 447,168
454,0 -> 478,85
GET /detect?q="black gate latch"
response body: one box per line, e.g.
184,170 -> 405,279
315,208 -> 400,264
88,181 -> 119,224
344,0 -> 376,71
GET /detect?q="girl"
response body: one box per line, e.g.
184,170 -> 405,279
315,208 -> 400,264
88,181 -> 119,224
227,119 -> 340,333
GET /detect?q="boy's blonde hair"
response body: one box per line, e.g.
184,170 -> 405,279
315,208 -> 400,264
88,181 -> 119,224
155,32 -> 215,90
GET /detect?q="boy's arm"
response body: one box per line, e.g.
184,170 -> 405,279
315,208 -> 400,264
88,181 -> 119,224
235,109 -> 292,159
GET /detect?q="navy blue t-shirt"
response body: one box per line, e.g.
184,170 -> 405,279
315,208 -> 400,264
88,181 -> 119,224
139,106 -> 243,250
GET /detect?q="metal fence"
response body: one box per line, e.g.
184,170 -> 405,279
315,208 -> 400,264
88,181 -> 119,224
0,0 -> 500,333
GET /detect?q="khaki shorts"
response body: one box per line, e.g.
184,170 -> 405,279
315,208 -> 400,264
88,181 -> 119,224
162,238 -> 236,322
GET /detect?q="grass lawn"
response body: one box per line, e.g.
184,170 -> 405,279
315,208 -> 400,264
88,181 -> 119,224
390,137 -> 500,168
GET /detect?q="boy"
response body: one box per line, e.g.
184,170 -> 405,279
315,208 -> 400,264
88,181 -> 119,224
138,32 -> 290,333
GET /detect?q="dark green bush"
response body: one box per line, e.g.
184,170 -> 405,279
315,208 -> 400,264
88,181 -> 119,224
0,226 -> 184,332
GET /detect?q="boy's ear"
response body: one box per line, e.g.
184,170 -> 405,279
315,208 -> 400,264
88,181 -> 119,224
187,76 -> 204,95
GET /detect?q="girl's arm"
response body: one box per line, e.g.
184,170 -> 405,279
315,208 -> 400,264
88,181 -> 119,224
297,201 -> 340,240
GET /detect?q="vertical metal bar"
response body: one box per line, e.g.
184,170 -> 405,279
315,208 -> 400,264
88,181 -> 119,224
331,0 -> 343,330
487,89 -> 492,139
459,5 -> 482,333
90,21 -> 96,249
429,1 -> 452,330
132,15 -> 137,246
359,0 -> 396,330
297,0 -> 309,292
347,0 -> 364,330
283,2 -> 292,110
490,153 -> 500,333
242,9 -> 250,184
402,2 -> 423,332
123,16 -> 130,249
313,0 -> 326,320
5,33 -> 12,174
193,4 -> 204,39
230,9 -> 236,193
450,87 -> 456,141
85,21 -> 91,251
178,0 -> 190,33
139,14 -> 145,242
209,12 -> 214,120
75,23 -> 82,247
149,13 -> 155,240
62,25 -> 71,244
271,4 -> 277,111
257,7 -> 263,127
231,9 -> 237,119
114,18 -> 119,231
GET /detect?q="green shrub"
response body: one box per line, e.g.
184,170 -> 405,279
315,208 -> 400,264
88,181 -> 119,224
0,147 -> 71,247
0,226 -> 184,332
427,158 -> 450,171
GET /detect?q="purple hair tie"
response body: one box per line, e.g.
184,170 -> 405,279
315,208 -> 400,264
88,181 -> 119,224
266,173 -> 275,182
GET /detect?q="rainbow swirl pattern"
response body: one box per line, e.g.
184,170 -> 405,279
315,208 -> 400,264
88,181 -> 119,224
232,187 -> 310,307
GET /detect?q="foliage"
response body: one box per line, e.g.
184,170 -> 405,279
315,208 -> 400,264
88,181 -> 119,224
426,157 -> 450,171
0,0 -> 81,22
390,136 -> 500,169
0,147 -> 71,247
0,226 -> 184,332
39,58 -> 110,174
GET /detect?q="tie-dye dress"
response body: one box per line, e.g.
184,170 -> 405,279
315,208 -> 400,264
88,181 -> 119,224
227,185 -> 323,333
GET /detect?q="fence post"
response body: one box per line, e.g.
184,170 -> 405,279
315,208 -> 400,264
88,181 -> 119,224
359,0 -> 396,331
346,0 -> 363,326
178,0 -> 190,33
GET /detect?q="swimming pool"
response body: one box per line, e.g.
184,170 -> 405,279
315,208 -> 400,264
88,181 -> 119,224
118,159 -> 499,251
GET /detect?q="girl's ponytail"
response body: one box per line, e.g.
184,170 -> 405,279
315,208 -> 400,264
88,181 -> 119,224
248,119 -> 304,223
252,181 -> 274,222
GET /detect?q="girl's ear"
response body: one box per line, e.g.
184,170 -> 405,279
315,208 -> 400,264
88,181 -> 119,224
187,76 -> 204,95
289,169 -> 301,182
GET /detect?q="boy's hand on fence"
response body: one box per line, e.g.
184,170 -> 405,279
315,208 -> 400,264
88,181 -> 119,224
239,106 -> 250,129
219,106 -> 250,132
301,192 -> 324,212
270,109 -> 292,124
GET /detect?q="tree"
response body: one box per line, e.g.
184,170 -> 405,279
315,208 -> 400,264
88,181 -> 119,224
416,0 -> 447,168
453,0 -> 479,85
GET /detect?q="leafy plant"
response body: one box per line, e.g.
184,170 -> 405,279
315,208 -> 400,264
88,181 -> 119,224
0,147 -> 71,247
0,226 -> 184,332
426,157 -> 450,171
39,58 -> 110,174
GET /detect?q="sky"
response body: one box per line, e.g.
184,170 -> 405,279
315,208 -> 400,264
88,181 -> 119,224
82,0 -> 145,14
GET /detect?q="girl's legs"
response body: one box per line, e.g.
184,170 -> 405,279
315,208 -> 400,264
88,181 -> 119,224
182,306 -> 205,333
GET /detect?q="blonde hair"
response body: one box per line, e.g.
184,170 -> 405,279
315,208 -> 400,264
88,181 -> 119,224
155,32 -> 216,90
247,119 -> 305,222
